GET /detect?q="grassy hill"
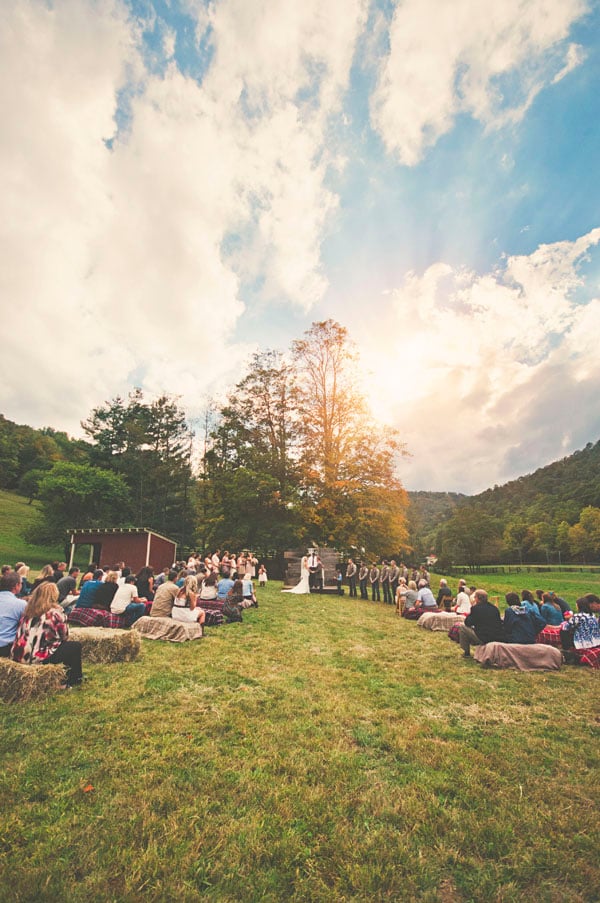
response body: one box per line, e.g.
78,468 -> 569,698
0,581 -> 597,901
0,488 -> 63,570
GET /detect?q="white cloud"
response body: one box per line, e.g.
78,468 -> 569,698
358,228 -> 600,492
371,0 -> 590,165
0,0 -> 367,433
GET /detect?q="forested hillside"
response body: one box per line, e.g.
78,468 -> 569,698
413,440 -> 600,565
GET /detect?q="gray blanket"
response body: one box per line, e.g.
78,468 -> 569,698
474,642 -> 561,670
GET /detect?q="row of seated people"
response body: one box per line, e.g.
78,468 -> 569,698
398,577 -> 600,666
399,578 -> 578,627
67,568 -> 257,628
457,590 -> 600,662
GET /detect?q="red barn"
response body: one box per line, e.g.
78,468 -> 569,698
68,528 -> 177,574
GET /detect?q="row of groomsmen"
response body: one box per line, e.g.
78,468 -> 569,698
344,559 -> 430,603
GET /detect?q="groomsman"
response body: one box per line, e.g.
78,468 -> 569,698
369,563 -> 380,602
358,562 -> 369,600
346,558 -> 357,597
380,560 -> 391,605
388,560 -> 400,599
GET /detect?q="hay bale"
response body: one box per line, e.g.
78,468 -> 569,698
68,627 -> 141,663
0,658 -> 67,704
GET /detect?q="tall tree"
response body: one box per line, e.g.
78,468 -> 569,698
205,352 -> 301,552
30,462 -> 131,543
82,390 -> 195,549
290,320 -> 408,553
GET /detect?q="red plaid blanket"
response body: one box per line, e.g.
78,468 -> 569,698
68,608 -> 128,629
536,626 -> 562,648
575,646 -> 600,669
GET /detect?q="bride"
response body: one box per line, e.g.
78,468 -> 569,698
282,555 -> 310,594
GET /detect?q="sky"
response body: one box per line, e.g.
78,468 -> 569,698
1,0 -> 600,494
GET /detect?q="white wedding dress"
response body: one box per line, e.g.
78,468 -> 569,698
282,557 -> 311,594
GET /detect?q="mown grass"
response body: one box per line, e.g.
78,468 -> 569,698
0,489 -> 63,570
438,571 -> 600,610
0,582 -> 598,902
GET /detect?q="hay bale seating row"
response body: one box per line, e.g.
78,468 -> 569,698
0,658 -> 67,703
68,628 -> 141,663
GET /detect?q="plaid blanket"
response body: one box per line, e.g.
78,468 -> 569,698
448,623 -> 461,643
203,610 -> 224,627
197,599 -> 225,613
418,611 -> 464,631
68,608 -> 128,629
575,646 -> 600,669
536,625 -> 563,648
133,616 -> 203,642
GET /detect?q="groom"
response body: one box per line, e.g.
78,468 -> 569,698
307,549 -> 322,592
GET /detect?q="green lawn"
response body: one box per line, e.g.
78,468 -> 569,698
439,571 -> 600,609
0,489 -> 63,571
0,582 -> 598,902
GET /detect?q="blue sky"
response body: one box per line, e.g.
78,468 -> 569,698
1,0 -> 599,492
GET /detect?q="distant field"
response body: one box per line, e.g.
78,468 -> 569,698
436,570 -> 600,609
0,489 -> 63,570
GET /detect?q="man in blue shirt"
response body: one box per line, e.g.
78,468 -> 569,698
217,576 -> 234,600
74,569 -> 105,609
0,573 -> 26,657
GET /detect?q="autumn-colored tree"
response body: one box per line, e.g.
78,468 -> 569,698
290,320 -> 408,553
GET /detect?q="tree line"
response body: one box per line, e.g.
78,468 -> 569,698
410,441 -> 600,566
3,321 -> 409,559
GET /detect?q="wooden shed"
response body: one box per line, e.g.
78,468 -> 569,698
68,528 -> 177,574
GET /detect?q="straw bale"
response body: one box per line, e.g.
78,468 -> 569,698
0,658 -> 67,704
68,627 -> 141,663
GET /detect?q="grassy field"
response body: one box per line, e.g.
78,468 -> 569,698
0,581 -> 598,902
0,489 -> 63,571
440,571 -> 600,610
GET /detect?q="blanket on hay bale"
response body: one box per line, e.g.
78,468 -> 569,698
0,658 -> 67,703
133,616 -> 203,642
474,642 -> 562,671
68,608 -> 128,629
418,611 -> 464,631
68,628 -> 141,663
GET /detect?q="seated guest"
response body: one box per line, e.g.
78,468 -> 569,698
153,567 -> 170,589
136,566 -> 154,602
241,576 -> 257,608
415,580 -> 437,610
453,581 -> 471,615
15,564 -> 32,598
93,571 -> 120,611
11,582 -> 83,687
79,563 -> 98,587
217,575 -> 235,600
226,579 -> 245,608
549,592 -> 571,615
56,567 -> 80,608
29,564 -> 55,594
458,589 -> 504,658
539,592 -> 564,626
520,590 -> 540,615
111,575 -> 147,626
399,580 -> 420,617
0,573 -> 26,657
436,579 -> 453,609
172,576 -> 206,625
199,573 -> 218,601
561,596 -> 600,650
503,592 -> 546,643
74,570 -> 105,609
149,571 -> 179,618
